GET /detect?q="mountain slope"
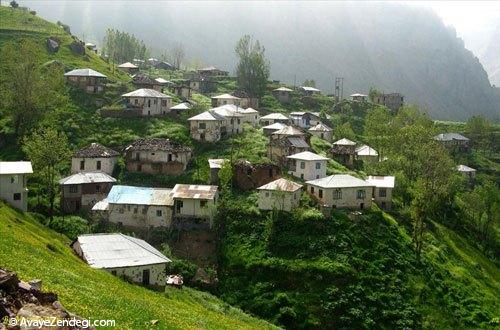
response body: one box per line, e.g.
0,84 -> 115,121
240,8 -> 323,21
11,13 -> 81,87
19,1 -> 500,121
0,202 -> 277,329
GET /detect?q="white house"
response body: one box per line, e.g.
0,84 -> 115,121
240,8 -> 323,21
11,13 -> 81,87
211,93 -> 241,107
287,151 -> 329,180
171,184 -> 218,222
457,165 -> 476,180
72,233 -> 171,286
308,123 -> 333,142
211,105 -> 245,135
289,112 -> 322,128
262,122 -> 286,136
257,178 -> 303,212
0,161 -> 32,212
366,175 -> 395,210
260,113 -> 290,126
122,88 -> 173,116
356,145 -> 379,163
71,143 -> 119,175
188,110 -> 225,142
64,68 -> 107,94
350,93 -> 368,102
272,87 -> 293,103
306,174 -> 374,210
236,107 -> 260,126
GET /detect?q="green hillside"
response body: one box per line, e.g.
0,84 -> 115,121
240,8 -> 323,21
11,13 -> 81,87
0,202 -> 277,330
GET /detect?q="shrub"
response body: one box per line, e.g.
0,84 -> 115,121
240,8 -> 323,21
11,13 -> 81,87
49,215 -> 90,240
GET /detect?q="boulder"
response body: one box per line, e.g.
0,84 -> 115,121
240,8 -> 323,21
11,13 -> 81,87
46,37 -> 60,53
69,41 -> 85,55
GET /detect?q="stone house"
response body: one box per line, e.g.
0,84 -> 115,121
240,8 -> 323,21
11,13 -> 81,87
350,93 -> 368,102
189,77 -> 217,93
0,161 -> 32,212
366,175 -> 395,210
355,145 -> 379,163
64,68 -> 107,94
72,233 -> 171,286
262,122 -> 286,136
236,107 -> 260,126
434,133 -> 470,152
287,151 -> 329,181
308,123 -> 333,142
298,86 -> 321,95
268,127 -> 311,165
169,84 -> 192,100
457,164 -> 476,181
232,90 -> 259,109
289,112 -> 322,129
211,105 -> 245,136
117,62 -> 139,74
122,89 -> 173,116
259,113 -> 290,126
331,138 -> 357,166
372,93 -> 404,113
197,66 -> 229,77
234,160 -> 281,191
211,93 -> 241,107
272,87 -> 293,104
124,138 -> 192,175
188,110 -> 225,142
208,159 -> 228,184
171,184 -> 219,222
59,172 -> 116,213
71,143 -> 119,175
132,74 -> 164,91
306,174 -> 374,210
257,178 -> 303,212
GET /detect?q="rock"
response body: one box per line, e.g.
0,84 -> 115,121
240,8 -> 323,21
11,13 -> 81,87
28,280 -> 42,292
69,41 -> 85,55
46,37 -> 60,53
0,270 -> 18,291
18,281 -> 31,292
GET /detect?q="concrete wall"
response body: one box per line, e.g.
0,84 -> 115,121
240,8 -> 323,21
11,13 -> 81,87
307,185 -> 372,210
190,120 -> 222,142
258,189 -> 300,212
108,204 -> 173,228
60,182 -> 113,213
125,150 -> 191,174
288,159 -> 327,181
71,157 -> 117,175
372,187 -> 393,209
272,91 -> 292,104
173,195 -> 218,219
124,96 -> 172,116
212,98 -> 240,107
0,174 -> 28,211
106,263 -> 168,286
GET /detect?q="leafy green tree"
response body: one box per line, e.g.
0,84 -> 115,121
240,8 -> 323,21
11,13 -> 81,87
364,106 -> 392,157
235,35 -> 270,98
102,28 -> 149,64
9,0 -> 19,9
368,87 -> 380,102
334,122 -> 356,141
466,115 -> 492,153
302,79 -> 316,87
22,128 -> 71,220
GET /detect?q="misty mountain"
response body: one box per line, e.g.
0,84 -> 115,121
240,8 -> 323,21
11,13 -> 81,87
22,1 -> 500,120
481,22 -> 500,87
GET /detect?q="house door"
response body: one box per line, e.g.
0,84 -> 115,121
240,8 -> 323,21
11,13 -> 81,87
360,203 -> 364,210
142,269 -> 150,285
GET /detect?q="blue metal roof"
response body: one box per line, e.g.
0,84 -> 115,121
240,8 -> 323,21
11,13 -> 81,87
107,185 -> 173,206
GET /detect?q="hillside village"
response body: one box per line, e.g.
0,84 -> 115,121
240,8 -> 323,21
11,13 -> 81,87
0,4 -> 499,329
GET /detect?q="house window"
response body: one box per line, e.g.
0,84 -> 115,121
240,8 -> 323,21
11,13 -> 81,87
80,160 -> 85,170
269,169 -> 273,178
13,193 -> 21,201
119,208 -> 124,214
265,192 -> 270,197
154,99 -> 157,105
95,185 -> 101,193
142,207 -> 147,214
199,122 -> 206,129
300,174 -> 304,179
151,153 -> 155,156
310,186 -> 315,194
156,210 -> 162,217
96,160 -> 101,170
69,185 -> 78,193
200,200 -> 207,208
134,99 -> 138,105
300,162 -> 305,169
200,133 -> 205,141
111,270 -> 117,276
237,119 -> 241,124
168,154 -> 172,162
230,118 -> 234,124
135,153 -> 140,160
316,162 -> 321,169
162,100 -> 167,106
134,207 -> 138,214
379,188 -> 387,197
333,189 -> 342,199
319,189 -> 323,198
10,176 -> 19,184
357,190 -> 366,199
148,99 -> 151,107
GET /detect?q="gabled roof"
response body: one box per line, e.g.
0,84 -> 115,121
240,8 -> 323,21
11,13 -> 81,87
187,110 -> 225,121
155,77 -> 173,84
171,184 -> 218,200
118,62 -> 138,69
260,113 -> 289,120
75,233 -> 171,269
309,123 -> 332,132
300,86 -> 321,92
107,185 -> 174,206
272,125 -> 306,136
208,159 -> 228,169
170,102 -> 192,110
211,105 -> 244,118
257,178 -> 302,192
238,107 -> 259,114
287,151 -> 329,161
59,172 -> 116,185
74,143 -> 119,158
286,137 -> 310,148
356,145 -> 378,156
457,164 -> 476,172
333,138 -> 356,146
306,174 -> 373,188
212,93 -> 241,100
262,122 -> 286,130
350,93 -> 367,97
366,175 -> 395,188
122,88 -> 171,98
434,133 -> 469,142
0,161 -> 33,175
64,68 -> 107,78
274,87 -> 293,92
125,138 -> 191,152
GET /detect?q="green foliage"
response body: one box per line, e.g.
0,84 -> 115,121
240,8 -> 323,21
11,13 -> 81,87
235,35 -> 270,97
48,215 -> 90,240
167,259 -> 199,283
302,79 -> 316,87
102,28 -> 149,63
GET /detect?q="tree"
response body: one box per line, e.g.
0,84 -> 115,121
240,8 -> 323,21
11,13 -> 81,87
466,115 -> 492,153
334,122 -> 356,141
9,0 -> 19,8
171,42 -> 185,70
235,35 -> 270,98
364,107 -> 392,157
22,128 -> 70,220
303,79 -> 316,87
368,87 -> 380,102
102,29 -> 149,64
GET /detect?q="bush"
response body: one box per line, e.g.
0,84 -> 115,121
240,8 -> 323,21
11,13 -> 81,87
167,259 -> 198,283
49,215 -> 90,240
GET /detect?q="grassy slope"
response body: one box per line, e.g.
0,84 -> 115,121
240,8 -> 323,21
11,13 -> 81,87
0,202 -> 277,330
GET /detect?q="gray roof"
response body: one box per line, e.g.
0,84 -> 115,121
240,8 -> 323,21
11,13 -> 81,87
211,105 -> 244,118
272,125 -> 306,136
188,110 -> 225,121
64,68 -> 107,78
212,93 -> 240,100
456,164 -> 476,172
75,233 -> 171,269
122,88 -> 171,98
170,102 -> 192,110
356,145 -> 378,156
74,143 -> 119,158
59,172 -> 116,185
0,161 -> 33,175
309,123 -> 332,132
333,138 -> 356,146
257,178 -> 302,192
287,151 -> 329,161
306,174 -> 373,188
287,137 -> 310,148
260,113 -> 289,120
434,133 -> 469,142
366,175 -> 395,188
262,122 -> 286,130
118,62 -> 138,68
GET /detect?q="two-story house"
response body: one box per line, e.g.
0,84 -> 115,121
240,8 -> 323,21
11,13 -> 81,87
0,161 -> 33,212
257,178 -> 303,212
122,89 -> 173,116
71,143 -> 119,175
287,151 -> 329,181
64,68 -> 107,94
187,110 -> 225,142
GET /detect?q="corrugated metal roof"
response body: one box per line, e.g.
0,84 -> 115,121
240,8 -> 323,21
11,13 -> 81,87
434,133 -> 469,142
118,62 -> 138,68
212,93 -> 240,100
64,68 -> 107,78
456,165 -> 476,172
309,123 -> 332,132
107,185 -> 174,206
257,178 -> 302,192
260,113 -> 289,120
274,87 -> 293,92
287,137 -> 310,148
306,174 -> 373,188
333,138 -> 356,146
188,110 -> 225,121
59,172 -> 116,185
262,122 -> 286,130
208,159 -> 228,169
171,184 -> 218,200
356,145 -> 378,156
122,88 -> 171,98
366,176 -> 395,188
287,151 -> 329,161
0,161 -> 33,175
75,233 -> 171,269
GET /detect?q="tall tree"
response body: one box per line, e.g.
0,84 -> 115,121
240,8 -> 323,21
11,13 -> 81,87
102,29 -> 149,64
466,115 -> 492,153
171,42 -> 185,69
22,128 -> 70,220
235,35 -> 270,98
364,106 -> 392,157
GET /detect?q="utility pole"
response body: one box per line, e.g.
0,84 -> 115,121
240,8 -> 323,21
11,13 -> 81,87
334,77 -> 344,102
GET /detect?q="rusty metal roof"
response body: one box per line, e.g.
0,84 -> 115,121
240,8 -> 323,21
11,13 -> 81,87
171,184 -> 218,200
257,178 -> 302,192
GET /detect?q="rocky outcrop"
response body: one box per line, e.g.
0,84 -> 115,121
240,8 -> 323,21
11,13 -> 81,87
0,268 -> 93,329
46,37 -> 60,53
69,41 -> 85,55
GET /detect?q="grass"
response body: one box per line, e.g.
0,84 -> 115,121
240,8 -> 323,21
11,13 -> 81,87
0,202 -> 278,330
